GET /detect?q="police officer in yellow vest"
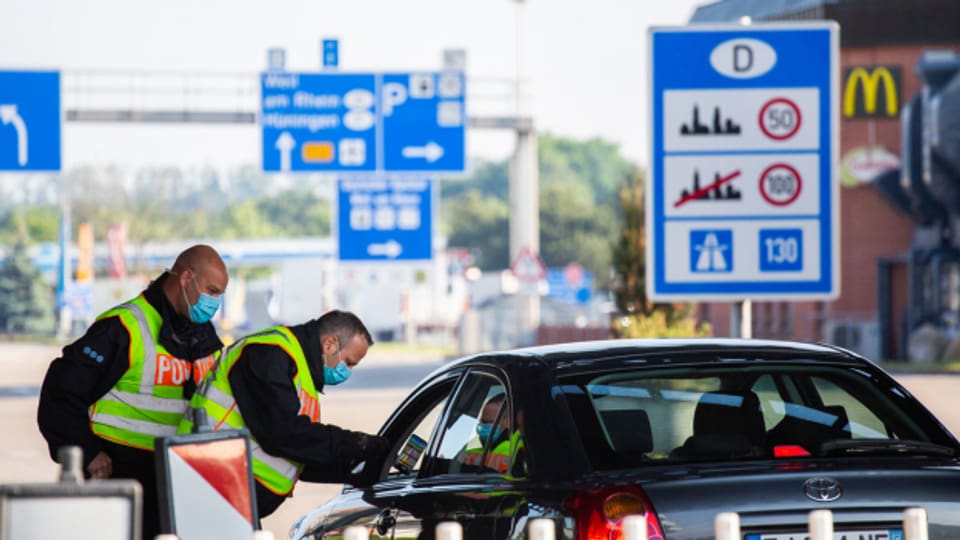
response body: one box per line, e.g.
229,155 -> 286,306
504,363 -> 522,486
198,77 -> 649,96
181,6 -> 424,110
178,309 -> 389,519
459,394 -> 527,477
37,244 -> 229,540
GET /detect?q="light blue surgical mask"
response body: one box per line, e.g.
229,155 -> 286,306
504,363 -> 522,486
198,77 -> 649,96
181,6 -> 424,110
323,350 -> 352,385
184,274 -> 221,324
476,422 -> 501,443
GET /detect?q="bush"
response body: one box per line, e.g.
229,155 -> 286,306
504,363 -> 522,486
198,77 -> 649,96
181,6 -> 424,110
612,311 -> 712,339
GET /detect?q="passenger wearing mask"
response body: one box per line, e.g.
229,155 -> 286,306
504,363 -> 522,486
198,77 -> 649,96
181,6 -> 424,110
459,394 -> 526,476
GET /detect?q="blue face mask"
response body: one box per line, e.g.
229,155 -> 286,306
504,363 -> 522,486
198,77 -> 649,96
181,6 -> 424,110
323,350 -> 352,386
476,422 -> 501,443
181,273 -> 221,324
188,276 -> 221,324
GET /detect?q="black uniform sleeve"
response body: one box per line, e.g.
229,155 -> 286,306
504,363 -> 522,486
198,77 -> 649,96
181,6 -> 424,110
37,316 -> 132,467
229,344 -> 373,478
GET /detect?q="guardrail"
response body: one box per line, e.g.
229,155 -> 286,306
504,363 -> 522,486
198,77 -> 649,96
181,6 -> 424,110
336,507 -> 930,540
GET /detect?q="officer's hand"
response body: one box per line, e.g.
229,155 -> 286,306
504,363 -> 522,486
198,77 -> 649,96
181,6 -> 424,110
350,434 -> 391,487
87,451 -> 112,480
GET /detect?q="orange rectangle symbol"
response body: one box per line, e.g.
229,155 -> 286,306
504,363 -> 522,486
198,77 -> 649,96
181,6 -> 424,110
302,141 -> 334,163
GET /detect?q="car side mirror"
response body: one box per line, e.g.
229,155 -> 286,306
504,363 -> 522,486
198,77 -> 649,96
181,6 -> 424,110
393,434 -> 427,474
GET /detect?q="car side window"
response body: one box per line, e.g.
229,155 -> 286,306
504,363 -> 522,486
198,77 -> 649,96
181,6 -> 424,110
389,398 -> 447,477
374,374 -> 460,482
426,371 -> 523,478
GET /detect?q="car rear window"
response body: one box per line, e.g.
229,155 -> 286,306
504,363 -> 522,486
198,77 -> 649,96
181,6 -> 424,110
556,362 -> 955,470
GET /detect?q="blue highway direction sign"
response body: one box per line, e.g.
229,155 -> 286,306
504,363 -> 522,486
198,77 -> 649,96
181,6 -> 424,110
647,23 -> 839,300
261,71 -> 465,173
337,177 -> 433,261
0,70 -> 61,171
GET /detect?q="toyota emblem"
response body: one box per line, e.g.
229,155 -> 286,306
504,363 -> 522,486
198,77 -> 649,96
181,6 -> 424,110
803,477 -> 842,502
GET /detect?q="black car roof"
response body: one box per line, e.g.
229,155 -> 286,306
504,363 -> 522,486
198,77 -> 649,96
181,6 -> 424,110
445,338 -> 866,372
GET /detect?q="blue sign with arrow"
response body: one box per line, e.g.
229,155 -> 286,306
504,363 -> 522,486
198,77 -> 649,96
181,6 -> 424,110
261,71 -> 465,173
337,177 -> 433,261
0,70 -> 61,171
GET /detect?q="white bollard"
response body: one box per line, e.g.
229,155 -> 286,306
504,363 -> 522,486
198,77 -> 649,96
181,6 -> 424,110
808,509 -> 833,540
436,520 -> 463,540
154,535 -> 180,540
250,531 -> 275,540
343,525 -> 370,540
904,507 -> 929,540
714,512 -> 740,540
623,515 -> 648,540
528,518 -> 556,540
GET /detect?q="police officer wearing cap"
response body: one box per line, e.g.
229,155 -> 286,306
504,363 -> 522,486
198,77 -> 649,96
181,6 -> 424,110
37,244 -> 229,540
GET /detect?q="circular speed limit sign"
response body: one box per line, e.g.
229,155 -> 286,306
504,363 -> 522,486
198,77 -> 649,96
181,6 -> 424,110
759,163 -> 802,206
759,97 -> 802,140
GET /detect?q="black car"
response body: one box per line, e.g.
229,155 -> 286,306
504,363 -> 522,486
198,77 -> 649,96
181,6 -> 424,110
290,339 -> 960,539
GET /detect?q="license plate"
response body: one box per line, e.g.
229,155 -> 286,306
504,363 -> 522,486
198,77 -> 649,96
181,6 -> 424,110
746,530 -> 903,540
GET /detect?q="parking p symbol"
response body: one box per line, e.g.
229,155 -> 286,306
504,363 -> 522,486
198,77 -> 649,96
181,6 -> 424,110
382,82 -> 407,117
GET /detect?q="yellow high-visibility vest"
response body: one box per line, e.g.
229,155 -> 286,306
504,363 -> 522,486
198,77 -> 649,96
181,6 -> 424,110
89,295 -> 216,450
178,326 -> 319,496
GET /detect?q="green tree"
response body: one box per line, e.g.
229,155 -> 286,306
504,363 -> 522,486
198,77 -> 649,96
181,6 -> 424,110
539,183 -> 619,286
539,134 -> 634,204
256,191 -> 331,236
609,170 -> 709,338
442,133 -> 634,280
441,159 -> 509,201
442,190 -> 510,270
610,170 -> 650,315
0,206 -> 60,244
0,236 -> 54,334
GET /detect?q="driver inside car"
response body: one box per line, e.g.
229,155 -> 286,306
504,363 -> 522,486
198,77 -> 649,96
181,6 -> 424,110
457,394 -> 526,476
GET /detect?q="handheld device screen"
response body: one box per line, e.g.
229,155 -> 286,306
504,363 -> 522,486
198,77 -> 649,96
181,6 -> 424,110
394,434 -> 427,474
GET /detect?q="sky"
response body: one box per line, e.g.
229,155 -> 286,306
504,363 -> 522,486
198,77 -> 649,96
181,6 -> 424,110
0,0 -> 714,172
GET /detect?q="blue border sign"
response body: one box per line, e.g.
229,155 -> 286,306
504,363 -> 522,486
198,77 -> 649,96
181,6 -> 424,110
647,23 -> 839,300
0,70 -> 61,171
261,72 -> 465,173
337,177 -> 433,261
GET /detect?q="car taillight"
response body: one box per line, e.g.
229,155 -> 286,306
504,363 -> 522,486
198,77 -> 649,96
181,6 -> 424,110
563,484 -> 665,540
773,445 -> 812,458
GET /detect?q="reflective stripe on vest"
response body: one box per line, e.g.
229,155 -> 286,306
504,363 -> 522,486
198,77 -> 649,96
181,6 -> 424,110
89,297 -> 193,450
179,326 -> 317,495
460,432 -> 524,474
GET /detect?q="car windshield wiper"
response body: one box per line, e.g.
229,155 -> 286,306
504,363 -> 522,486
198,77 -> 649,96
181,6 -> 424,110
819,438 -> 956,457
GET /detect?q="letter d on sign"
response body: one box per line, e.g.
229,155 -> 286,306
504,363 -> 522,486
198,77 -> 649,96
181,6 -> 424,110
710,38 -> 777,79
734,45 -> 753,72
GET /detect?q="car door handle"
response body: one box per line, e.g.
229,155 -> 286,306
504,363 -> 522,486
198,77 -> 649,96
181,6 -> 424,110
376,508 -> 397,536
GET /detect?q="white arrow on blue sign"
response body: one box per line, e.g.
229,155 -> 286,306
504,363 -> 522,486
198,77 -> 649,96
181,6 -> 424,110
261,71 -> 465,173
337,177 -> 434,261
647,23 -> 839,301
0,70 -> 61,171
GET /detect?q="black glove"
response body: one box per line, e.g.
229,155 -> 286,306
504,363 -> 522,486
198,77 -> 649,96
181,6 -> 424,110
349,433 -> 390,487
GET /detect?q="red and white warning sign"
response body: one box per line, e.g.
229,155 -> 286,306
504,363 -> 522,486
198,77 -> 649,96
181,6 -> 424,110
510,246 -> 547,283
759,97 -> 802,141
759,162 -> 802,206
157,430 -> 258,540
